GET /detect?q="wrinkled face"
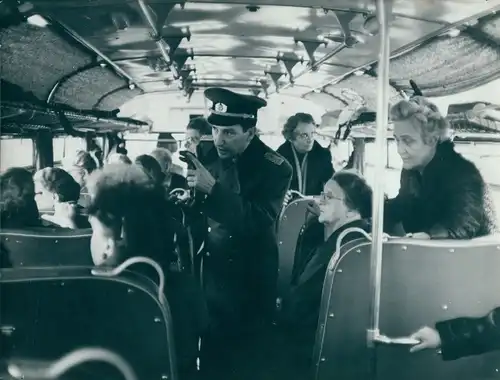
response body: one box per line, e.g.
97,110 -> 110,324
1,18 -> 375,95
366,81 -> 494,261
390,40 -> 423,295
393,120 -> 437,170
88,215 -> 121,267
317,179 -> 350,225
212,124 -> 254,159
185,128 -> 202,153
291,122 -> 315,153
34,180 -> 55,211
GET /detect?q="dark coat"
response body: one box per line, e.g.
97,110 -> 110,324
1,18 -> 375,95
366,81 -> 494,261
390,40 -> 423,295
436,306 -> 500,360
282,219 -> 371,366
276,140 -> 334,196
385,140 -> 497,239
195,137 -> 292,335
284,219 -> 371,330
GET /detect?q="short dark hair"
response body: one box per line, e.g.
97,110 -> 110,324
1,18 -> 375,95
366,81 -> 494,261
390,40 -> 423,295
333,170 -> 372,219
86,164 -> 174,264
34,167 -> 81,203
134,154 -> 166,185
0,167 -> 39,228
282,113 -> 316,140
187,117 -> 212,135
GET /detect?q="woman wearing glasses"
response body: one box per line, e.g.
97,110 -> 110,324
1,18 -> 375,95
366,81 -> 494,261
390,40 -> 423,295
282,170 -> 373,367
277,113 -> 334,199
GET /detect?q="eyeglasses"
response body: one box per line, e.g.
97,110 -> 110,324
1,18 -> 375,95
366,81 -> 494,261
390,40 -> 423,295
319,192 -> 343,202
294,132 -> 316,141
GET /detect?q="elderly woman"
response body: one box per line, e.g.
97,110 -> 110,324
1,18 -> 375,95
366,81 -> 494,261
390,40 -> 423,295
386,97 -> 497,239
33,167 -> 89,229
277,113 -> 334,196
150,148 -> 187,191
282,170 -> 372,367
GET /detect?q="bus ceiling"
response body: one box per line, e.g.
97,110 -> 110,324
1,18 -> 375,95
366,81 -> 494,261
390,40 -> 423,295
0,0 -> 500,115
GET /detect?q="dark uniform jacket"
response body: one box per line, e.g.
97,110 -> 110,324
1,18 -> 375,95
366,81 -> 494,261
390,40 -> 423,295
276,140 -> 334,196
385,140 -> 497,239
196,137 -> 292,335
437,306 -> 500,360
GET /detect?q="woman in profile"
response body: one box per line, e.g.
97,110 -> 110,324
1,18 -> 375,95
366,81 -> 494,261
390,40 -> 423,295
386,97 -> 497,239
283,170 -> 372,366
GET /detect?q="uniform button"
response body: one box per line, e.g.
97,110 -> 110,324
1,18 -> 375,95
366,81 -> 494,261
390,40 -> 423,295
229,235 -> 232,239
206,251 -> 210,257
208,227 -> 211,232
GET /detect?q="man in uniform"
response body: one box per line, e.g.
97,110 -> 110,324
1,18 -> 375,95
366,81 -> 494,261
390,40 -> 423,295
183,87 -> 292,378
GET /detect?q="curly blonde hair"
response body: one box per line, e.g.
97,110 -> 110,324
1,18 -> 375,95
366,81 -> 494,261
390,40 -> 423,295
390,96 -> 451,144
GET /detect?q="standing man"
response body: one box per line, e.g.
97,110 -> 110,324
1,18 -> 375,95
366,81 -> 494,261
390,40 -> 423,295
184,88 -> 292,378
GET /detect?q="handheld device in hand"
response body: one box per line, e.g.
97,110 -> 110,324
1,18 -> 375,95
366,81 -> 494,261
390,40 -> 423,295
179,150 -> 197,169
178,150 -> 198,204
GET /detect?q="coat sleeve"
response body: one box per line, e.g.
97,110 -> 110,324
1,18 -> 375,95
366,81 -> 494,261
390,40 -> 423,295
436,307 -> 500,361
201,158 -> 292,235
384,171 -> 411,232
428,167 -> 487,239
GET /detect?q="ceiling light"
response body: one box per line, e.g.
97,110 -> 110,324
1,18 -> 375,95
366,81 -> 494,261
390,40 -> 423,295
27,14 -> 49,27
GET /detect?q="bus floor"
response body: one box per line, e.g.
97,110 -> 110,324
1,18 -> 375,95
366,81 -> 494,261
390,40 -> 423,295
197,324 -> 311,380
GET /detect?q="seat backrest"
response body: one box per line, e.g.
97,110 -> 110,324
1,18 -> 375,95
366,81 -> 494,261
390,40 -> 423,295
0,266 -> 177,380
314,237 -> 500,380
277,198 -> 318,302
0,228 -> 93,267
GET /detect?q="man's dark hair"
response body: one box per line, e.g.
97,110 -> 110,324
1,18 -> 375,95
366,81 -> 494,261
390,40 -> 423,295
187,117 -> 212,135
333,170 -> 372,219
282,113 -> 316,140
0,167 -> 39,228
86,164 -> 175,265
34,167 -> 80,203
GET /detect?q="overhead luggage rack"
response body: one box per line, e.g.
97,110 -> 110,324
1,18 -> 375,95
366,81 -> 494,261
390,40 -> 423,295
0,100 -> 151,137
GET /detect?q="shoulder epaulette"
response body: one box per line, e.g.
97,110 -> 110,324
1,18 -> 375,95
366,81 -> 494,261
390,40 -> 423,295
264,152 -> 284,166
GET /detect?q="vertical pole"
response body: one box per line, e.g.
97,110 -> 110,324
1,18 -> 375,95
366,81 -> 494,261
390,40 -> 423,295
33,130 -> 54,170
353,138 -> 366,175
367,0 -> 393,350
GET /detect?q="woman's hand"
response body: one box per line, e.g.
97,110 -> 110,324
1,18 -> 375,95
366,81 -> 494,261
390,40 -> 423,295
409,326 -> 441,353
283,190 -> 293,207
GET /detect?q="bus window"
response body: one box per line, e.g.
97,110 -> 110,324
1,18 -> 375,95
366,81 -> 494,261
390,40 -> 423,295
53,137 -> 86,163
0,139 -> 34,171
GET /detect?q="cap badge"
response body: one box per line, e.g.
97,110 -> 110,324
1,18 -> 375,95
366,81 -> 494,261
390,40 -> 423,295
214,102 -> 227,113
